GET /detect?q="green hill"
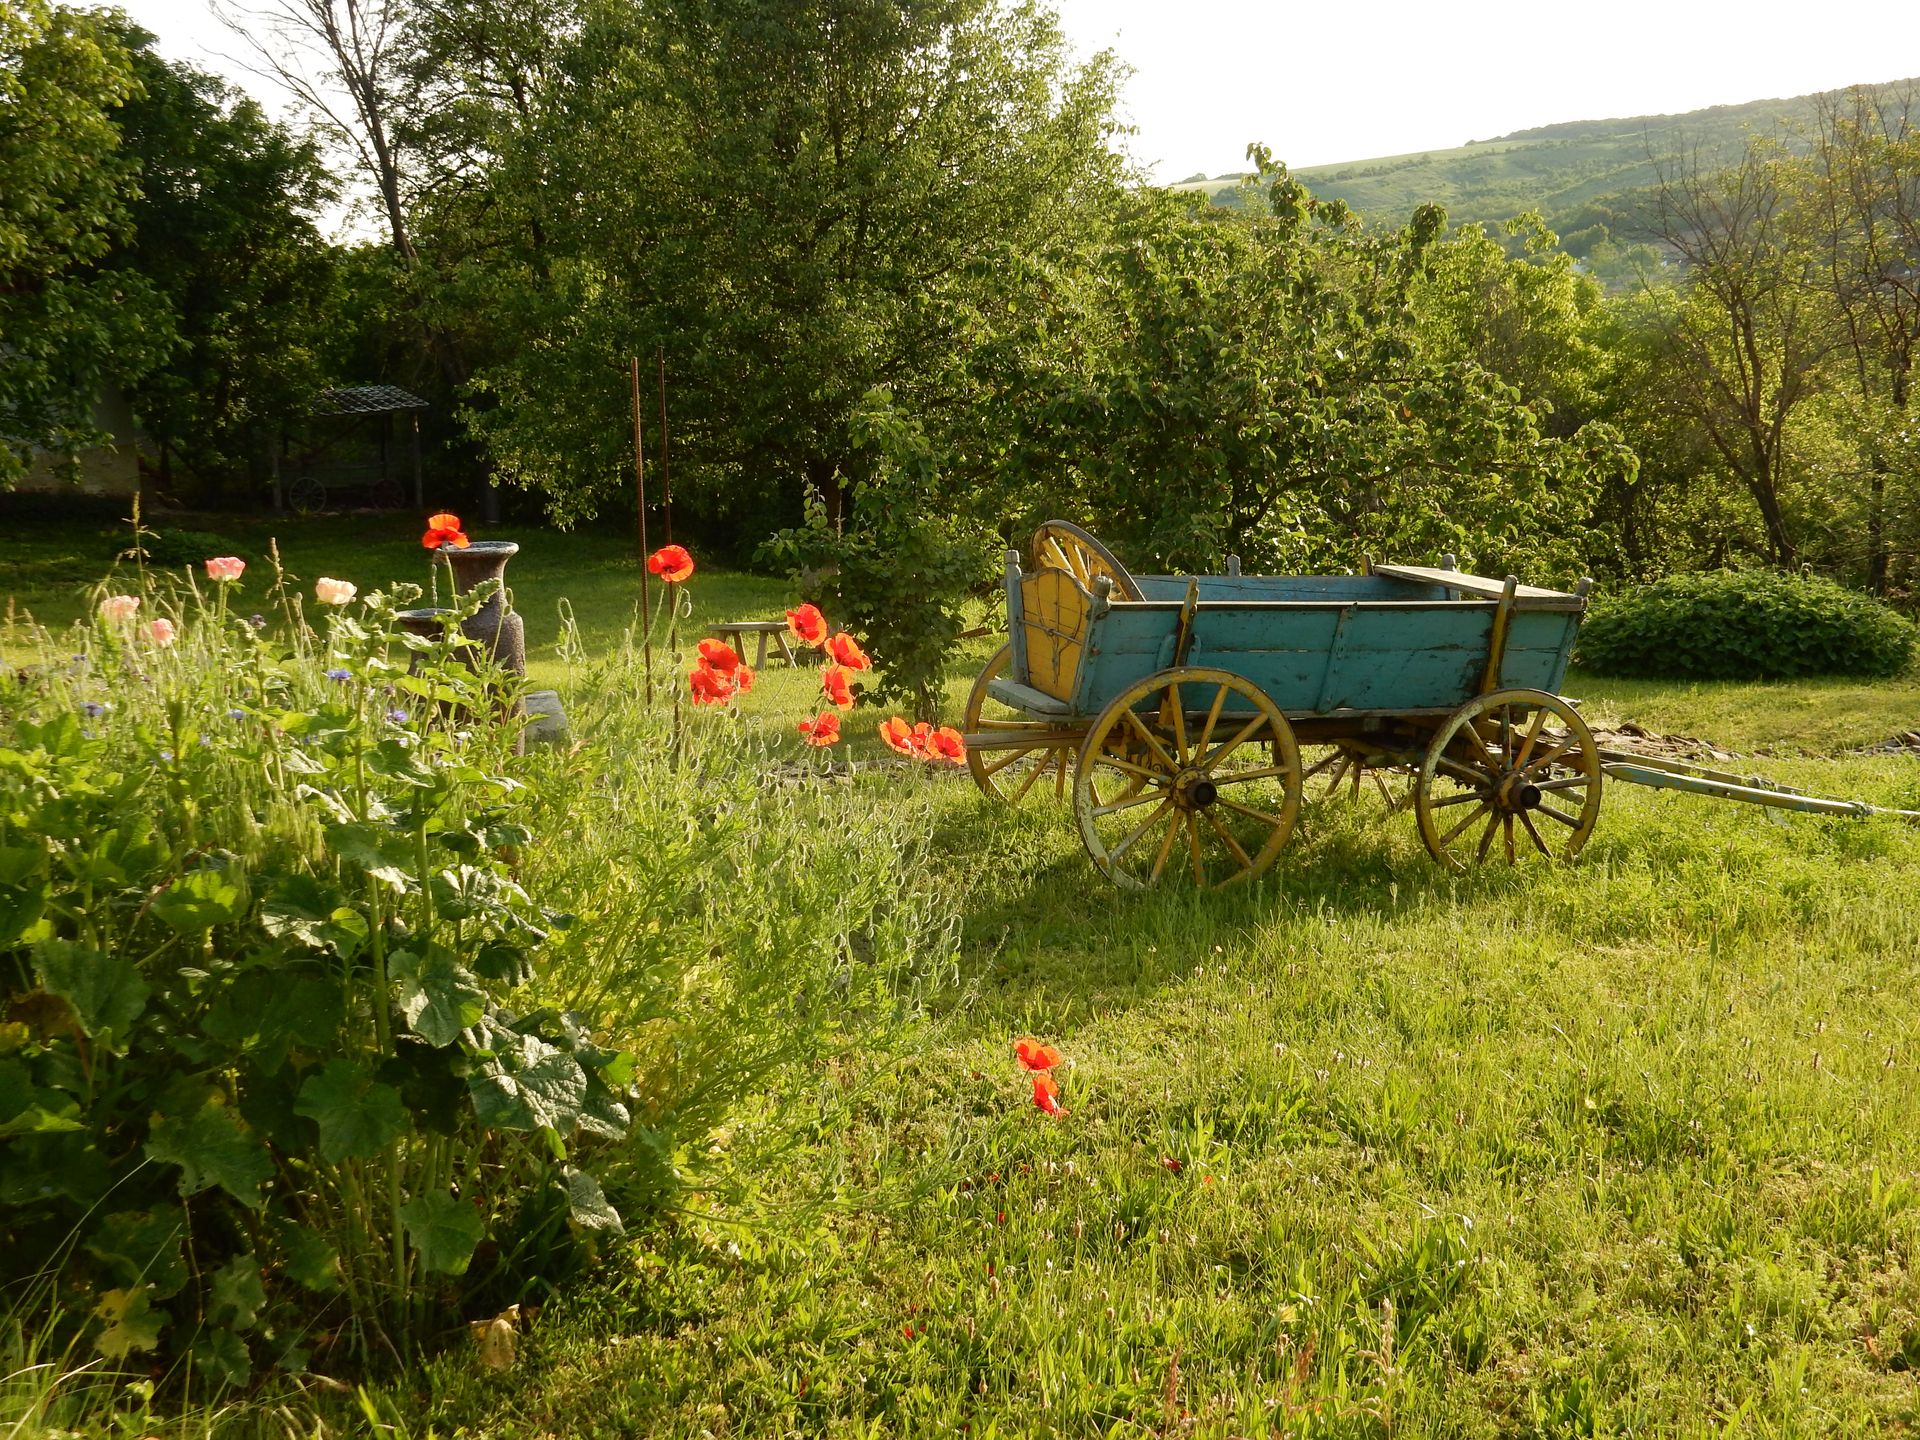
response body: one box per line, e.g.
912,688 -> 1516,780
1178,79 -> 1918,254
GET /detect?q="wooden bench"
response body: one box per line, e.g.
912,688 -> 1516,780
708,620 -> 800,668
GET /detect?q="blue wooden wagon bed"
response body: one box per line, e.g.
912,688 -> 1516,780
960,522 -> 1603,888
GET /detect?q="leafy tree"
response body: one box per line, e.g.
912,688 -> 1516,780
0,2 -> 168,482
102,20 -> 339,493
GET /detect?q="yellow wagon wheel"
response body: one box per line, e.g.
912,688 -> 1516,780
1031,521 -> 1143,601
1073,667 -> 1301,890
963,645 -> 1082,804
1415,688 -> 1603,872
1302,742 -> 1412,812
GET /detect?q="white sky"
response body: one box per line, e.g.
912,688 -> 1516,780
117,0 -> 1920,188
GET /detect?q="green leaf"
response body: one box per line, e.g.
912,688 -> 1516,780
85,1210 -> 188,1301
469,1033 -> 588,1136
398,1191 -> 484,1276
94,1285 -> 165,1360
33,939 -> 147,1050
563,1167 -> 623,1235
324,823 -> 415,891
293,1060 -> 409,1163
389,949 -> 485,1048
279,1224 -> 341,1295
189,1326 -> 251,1389
144,1097 -> 273,1209
150,859 -> 249,934
210,1253 -> 267,1331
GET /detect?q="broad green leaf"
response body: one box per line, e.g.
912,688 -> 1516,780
398,1191 -> 484,1276
33,939 -> 147,1050
279,1225 -> 341,1294
388,949 -> 485,1047
210,1254 -> 267,1330
563,1168 -> 623,1235
150,861 -> 249,934
293,1060 -> 409,1162
85,1210 -> 187,1300
93,1285 -> 165,1359
324,822 -> 414,891
144,1097 -> 272,1209
189,1326 -> 251,1389
469,1034 -> 588,1136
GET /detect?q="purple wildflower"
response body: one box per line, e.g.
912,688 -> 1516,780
326,667 -> 352,682
82,701 -> 107,718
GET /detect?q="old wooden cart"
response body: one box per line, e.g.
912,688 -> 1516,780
962,522 -> 1919,889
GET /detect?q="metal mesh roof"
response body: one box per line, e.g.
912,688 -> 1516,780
312,384 -> 428,416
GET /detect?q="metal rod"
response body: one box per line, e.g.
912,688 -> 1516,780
631,356 -> 653,704
656,345 -> 672,545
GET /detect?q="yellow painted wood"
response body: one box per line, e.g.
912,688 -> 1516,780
1019,567 -> 1091,702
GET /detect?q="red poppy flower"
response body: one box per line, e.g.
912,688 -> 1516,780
688,659 -> 735,705
879,716 -> 919,756
1158,1155 -> 1185,1175
924,725 -> 966,766
825,631 -> 871,671
734,663 -> 755,693
786,603 -> 829,648
647,545 -> 695,582
910,721 -> 933,758
797,711 -> 842,746
1032,1074 -> 1067,1117
697,638 -> 741,674
821,665 -> 854,709
1013,1038 -> 1061,1071
422,511 -> 470,550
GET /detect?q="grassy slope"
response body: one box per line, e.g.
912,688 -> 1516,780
1174,80 -> 1919,239
15,516 -> 1920,1433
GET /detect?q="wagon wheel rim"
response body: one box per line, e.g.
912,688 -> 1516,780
287,477 -> 327,515
1415,688 -> 1602,873
1303,743 -> 1413,813
964,644 -> 1081,804
1073,667 -> 1300,890
1031,521 -> 1143,601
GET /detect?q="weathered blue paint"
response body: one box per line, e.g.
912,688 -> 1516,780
1007,566 -> 1584,722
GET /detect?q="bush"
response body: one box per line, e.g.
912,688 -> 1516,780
1576,569 -> 1915,680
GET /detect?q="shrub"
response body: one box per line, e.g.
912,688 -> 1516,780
1575,569 -> 1915,680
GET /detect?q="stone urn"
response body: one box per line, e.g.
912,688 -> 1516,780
435,541 -> 526,677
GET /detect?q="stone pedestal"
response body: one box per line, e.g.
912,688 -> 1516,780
436,541 -> 526,677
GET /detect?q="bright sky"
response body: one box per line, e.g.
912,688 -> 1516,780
119,0 -> 1920,188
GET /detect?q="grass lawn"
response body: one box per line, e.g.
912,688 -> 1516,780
10,511 -> 1920,1435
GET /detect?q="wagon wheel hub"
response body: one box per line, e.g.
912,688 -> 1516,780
1493,773 -> 1543,813
1172,769 -> 1219,811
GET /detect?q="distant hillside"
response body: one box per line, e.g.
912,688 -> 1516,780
1177,79 -> 1918,257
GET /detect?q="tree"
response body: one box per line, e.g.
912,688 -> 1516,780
1806,84 -> 1920,592
102,19 -> 339,493
1648,140 -> 1838,565
0,2 -> 168,482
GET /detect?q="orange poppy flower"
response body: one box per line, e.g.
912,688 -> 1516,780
925,725 -> 966,765
1031,1074 -> 1067,1117
825,631 -> 871,671
688,660 -> 735,705
879,716 -> 918,756
647,545 -> 695,582
821,665 -> 854,709
697,638 -> 741,674
797,711 -> 842,746
1013,1038 -> 1061,1071
785,603 -> 829,648
422,510 -> 470,549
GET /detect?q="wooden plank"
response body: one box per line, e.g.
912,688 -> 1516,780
1371,563 -> 1586,611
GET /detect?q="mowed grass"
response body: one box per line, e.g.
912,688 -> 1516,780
12,512 -> 1920,1434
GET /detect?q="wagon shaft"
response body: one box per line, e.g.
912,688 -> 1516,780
1600,750 -> 1920,822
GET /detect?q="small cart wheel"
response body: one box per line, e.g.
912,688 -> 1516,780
1302,742 -> 1412,812
1073,667 -> 1301,890
964,645 -> 1081,805
287,476 -> 327,515
1031,520 -> 1143,601
1415,688 -> 1602,872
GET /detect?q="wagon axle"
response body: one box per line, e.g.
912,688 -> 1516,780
1172,770 -> 1219,811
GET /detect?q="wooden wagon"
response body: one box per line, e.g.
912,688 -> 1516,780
963,523 -> 1920,888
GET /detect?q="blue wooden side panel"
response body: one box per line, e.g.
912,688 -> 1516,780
1132,575 -> 1448,603
1070,601 -> 1583,717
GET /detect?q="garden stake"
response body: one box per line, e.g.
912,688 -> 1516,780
657,345 -> 673,545
631,356 -> 654,704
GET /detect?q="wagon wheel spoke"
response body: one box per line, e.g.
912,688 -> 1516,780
965,644 -> 1084,807
1196,685 -> 1229,759
1123,707 -> 1180,774
1301,749 -> 1344,782
1199,713 -> 1266,770
1204,810 -> 1253,869
1187,814 -> 1206,886
1216,796 -> 1288,829
1148,809 -> 1183,882
1111,800 -> 1174,862
1415,688 -> 1601,873
1092,790 -> 1164,818
1168,687 -> 1190,765
1211,765 -> 1295,787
